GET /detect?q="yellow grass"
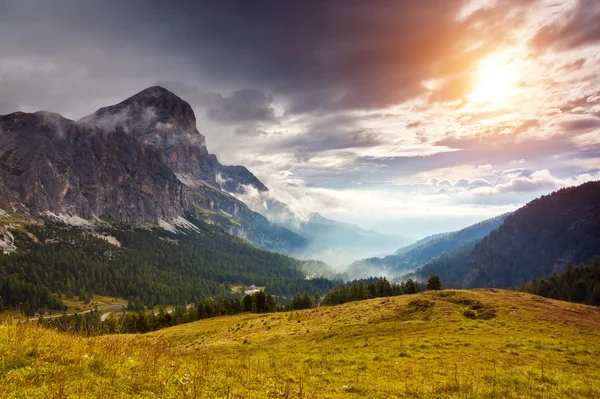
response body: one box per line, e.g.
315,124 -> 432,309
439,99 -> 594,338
59,295 -> 128,314
2,289 -> 600,398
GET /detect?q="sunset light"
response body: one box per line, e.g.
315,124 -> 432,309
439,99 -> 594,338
468,56 -> 517,104
2,1 -> 600,397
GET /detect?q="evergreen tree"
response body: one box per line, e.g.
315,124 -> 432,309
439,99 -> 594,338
426,274 -> 443,291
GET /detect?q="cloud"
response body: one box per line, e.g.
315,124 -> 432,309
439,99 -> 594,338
206,89 -> 276,124
532,0 -> 600,51
558,116 -> 600,131
0,0 -> 536,114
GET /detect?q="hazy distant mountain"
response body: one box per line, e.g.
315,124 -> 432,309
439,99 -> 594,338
415,181 -> 600,288
348,214 -> 509,279
287,213 -> 413,265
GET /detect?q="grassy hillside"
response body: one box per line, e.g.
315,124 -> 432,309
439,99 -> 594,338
3,290 -> 600,398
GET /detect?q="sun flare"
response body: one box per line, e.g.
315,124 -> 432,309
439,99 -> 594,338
468,56 -> 517,104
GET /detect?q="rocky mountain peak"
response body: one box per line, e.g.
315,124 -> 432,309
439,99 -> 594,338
79,86 -> 198,135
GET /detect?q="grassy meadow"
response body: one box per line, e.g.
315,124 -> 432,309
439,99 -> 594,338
2,289 -> 600,398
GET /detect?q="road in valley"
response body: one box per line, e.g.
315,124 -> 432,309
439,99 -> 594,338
30,304 -> 125,322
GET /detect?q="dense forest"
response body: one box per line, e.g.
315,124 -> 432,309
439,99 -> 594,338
0,215 -> 339,315
520,260 -> 600,306
413,182 -> 600,289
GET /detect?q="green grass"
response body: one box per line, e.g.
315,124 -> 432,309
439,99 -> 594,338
2,289 -> 600,398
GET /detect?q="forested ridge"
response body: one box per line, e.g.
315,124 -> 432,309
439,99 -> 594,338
413,181 -> 600,289
0,215 -> 339,315
348,214 -> 507,277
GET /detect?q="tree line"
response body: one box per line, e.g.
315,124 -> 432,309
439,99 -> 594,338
40,275 -> 445,335
520,260 -> 600,306
321,276 -> 428,306
40,290 -> 280,335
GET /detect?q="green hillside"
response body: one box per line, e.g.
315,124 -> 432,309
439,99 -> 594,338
0,215 -> 338,315
3,289 -> 600,398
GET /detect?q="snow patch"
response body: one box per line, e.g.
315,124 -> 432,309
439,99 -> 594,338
175,173 -> 199,187
172,216 -> 201,233
158,219 -> 177,233
0,229 -> 16,253
45,212 -> 91,227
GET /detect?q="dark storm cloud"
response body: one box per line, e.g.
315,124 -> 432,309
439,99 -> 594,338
0,0 -> 536,115
158,82 -> 276,125
532,0 -> 600,51
206,89 -> 276,124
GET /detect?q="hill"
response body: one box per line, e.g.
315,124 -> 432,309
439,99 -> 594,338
416,181 -> 600,288
349,214 -> 508,279
0,214 -> 338,315
3,289 -> 600,398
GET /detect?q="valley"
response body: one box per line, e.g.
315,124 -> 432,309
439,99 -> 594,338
2,2 -> 600,395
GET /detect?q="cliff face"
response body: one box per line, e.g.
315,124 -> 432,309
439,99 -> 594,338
0,110 -> 185,222
79,86 -> 267,193
0,87 -> 307,252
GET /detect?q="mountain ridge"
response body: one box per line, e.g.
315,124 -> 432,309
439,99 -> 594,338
348,213 -> 509,279
414,181 -> 600,288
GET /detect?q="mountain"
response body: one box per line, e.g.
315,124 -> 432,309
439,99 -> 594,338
348,214 -> 508,279
415,181 -> 600,288
0,87 -> 306,253
287,213 -> 413,265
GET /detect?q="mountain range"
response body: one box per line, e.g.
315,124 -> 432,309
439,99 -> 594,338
2,86 -> 600,314
348,213 -> 509,279
0,86 -> 403,259
413,181 -> 600,288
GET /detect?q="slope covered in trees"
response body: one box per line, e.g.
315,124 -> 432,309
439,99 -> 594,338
348,214 -> 507,278
520,259 -> 600,305
0,216 -> 339,315
414,181 -> 600,288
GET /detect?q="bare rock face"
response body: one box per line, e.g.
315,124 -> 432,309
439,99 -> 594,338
0,87 -> 307,253
79,86 -> 266,193
0,111 -> 185,222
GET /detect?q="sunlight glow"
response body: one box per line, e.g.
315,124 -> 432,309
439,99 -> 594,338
468,56 -> 517,104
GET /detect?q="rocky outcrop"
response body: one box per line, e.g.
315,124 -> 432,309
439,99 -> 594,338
80,86 -> 265,192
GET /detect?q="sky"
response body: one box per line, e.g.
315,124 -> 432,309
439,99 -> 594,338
1,0 -> 599,238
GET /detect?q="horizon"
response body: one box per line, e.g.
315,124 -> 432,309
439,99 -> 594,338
2,0 -> 600,238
